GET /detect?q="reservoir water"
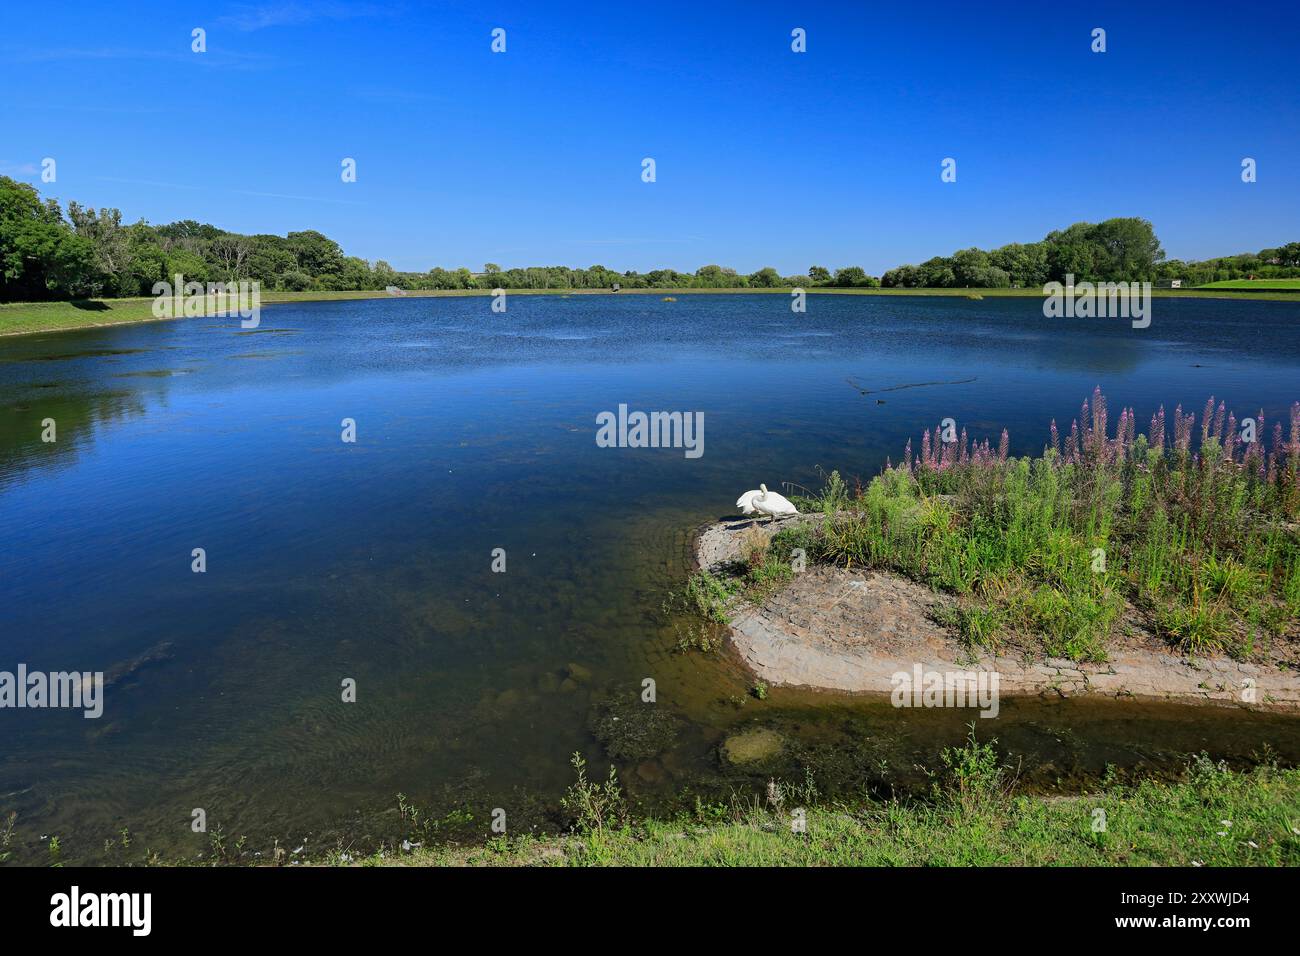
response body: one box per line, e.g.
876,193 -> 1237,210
2,292 -> 1298,862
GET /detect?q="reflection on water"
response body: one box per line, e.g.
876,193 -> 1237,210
2,293 -> 1299,863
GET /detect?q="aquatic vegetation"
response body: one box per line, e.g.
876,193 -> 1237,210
669,541 -> 793,635
560,753 -> 628,837
0,812 -> 15,864
936,725 -> 1010,812
670,570 -> 738,624
805,390 -> 1300,660
587,694 -> 679,761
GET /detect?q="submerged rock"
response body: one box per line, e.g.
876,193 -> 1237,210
720,727 -> 786,765
565,662 -> 593,684
104,640 -> 175,689
495,688 -> 523,709
635,760 -> 667,783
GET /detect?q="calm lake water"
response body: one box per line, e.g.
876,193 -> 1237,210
3,292 -> 1300,863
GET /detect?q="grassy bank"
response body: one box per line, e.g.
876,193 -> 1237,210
3,285 -> 1297,337
0,289 -> 503,337
364,740 -> 1300,867
1201,279 -> 1300,290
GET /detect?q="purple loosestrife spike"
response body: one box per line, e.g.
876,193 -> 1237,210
998,428 -> 1009,462
1050,419 -> 1060,457
1174,406 -> 1193,454
1080,398 -> 1091,443
1202,396 -> 1215,443
1214,402 -> 1226,443
1288,403 -> 1300,491
1269,422 -> 1284,484
1253,410 -> 1266,479
1247,421 -> 1265,477
1094,388 -> 1108,441
1225,414 -> 1238,463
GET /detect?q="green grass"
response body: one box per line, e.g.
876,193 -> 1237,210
1199,279 -> 1300,290
4,284 -> 1297,336
365,738 -> 1300,867
0,289 -> 531,336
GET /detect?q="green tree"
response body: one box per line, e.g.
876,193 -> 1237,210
286,230 -> 345,279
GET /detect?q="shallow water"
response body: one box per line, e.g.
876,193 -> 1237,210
2,293 -> 1299,863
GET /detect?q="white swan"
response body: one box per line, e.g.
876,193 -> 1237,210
735,483 -> 799,523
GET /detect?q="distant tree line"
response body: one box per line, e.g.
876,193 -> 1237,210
1153,244 -> 1300,286
881,217 -> 1300,289
2,177 -> 1296,302
0,177 -> 882,302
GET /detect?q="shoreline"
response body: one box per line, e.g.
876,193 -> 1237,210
692,517 -> 1300,712
3,285 -> 1298,338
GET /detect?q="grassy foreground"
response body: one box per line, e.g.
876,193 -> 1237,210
2,285 -> 1296,336
360,742 -> 1300,867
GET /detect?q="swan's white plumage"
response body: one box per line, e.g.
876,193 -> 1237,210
736,483 -> 799,520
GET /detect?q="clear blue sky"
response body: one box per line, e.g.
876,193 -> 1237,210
3,0 -> 1297,275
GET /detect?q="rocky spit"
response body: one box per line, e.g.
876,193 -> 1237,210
694,516 -> 1300,710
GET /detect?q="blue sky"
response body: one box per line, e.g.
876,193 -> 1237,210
3,0 -> 1297,274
